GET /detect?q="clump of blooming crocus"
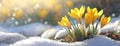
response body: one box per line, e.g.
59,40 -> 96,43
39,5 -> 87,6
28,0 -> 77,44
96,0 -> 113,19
58,5 -> 111,41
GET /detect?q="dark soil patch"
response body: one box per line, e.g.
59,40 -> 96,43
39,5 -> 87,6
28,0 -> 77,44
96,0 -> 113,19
100,32 -> 120,41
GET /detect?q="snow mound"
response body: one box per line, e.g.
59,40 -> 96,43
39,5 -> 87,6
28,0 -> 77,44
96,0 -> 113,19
10,35 -> 120,46
101,20 -> 120,32
41,26 -> 63,39
54,29 -> 68,39
110,16 -> 120,23
0,27 -> 8,32
10,37 -> 84,46
0,43 -> 9,46
0,31 -> 26,44
5,23 -> 51,37
85,35 -> 120,46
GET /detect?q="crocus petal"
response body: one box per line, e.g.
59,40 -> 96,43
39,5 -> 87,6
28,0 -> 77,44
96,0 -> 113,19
58,16 -> 71,28
100,15 -> 111,28
92,8 -> 98,14
98,9 -> 103,16
107,17 -> 111,24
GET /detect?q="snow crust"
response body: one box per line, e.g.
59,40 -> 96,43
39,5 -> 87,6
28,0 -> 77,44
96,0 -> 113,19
0,31 -> 26,44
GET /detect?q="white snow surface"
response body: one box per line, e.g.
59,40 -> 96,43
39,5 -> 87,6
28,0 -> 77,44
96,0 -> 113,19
10,35 -> 120,46
10,37 -> 84,46
0,43 -> 9,46
85,35 -> 120,46
3,23 -> 52,37
0,31 -> 26,44
54,29 -> 68,39
41,26 -> 64,39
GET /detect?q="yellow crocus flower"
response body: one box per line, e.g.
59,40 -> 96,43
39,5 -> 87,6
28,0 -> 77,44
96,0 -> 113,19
14,9 -> 23,19
93,9 -> 103,23
38,8 -> 48,20
100,15 -> 111,28
2,8 -> 11,16
84,13 -> 92,26
79,5 -> 85,16
58,16 -> 71,28
84,6 -> 103,26
54,4 -> 62,12
68,8 -> 79,19
66,0 -> 73,8
68,5 -> 85,22
84,7 -> 93,26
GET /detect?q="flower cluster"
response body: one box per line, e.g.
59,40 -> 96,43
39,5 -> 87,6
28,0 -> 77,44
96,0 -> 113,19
58,5 -> 111,41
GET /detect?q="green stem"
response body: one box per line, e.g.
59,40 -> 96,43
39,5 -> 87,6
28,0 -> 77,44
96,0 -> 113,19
88,26 -> 90,34
95,17 -> 101,35
71,20 -> 80,35
65,28 -> 73,38
92,24 -> 95,35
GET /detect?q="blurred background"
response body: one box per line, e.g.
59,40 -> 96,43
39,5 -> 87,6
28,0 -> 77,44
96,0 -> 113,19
0,0 -> 120,27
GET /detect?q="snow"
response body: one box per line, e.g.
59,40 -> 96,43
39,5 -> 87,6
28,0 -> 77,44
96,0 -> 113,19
10,37 -> 84,46
101,19 -> 120,32
10,35 -> 120,46
0,27 -> 8,32
41,26 -> 64,39
54,29 -> 68,39
3,23 -> 52,37
0,31 -> 26,44
110,16 -> 120,23
85,35 -> 120,46
0,43 -> 9,46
